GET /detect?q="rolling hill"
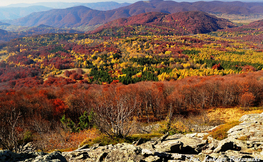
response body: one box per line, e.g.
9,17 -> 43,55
9,0 -> 263,30
0,25 -> 82,42
246,19 -> 263,28
90,11 -> 237,36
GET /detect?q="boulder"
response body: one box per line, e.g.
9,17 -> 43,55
33,151 -> 66,162
133,138 -> 144,146
155,140 -> 183,153
139,141 -> 155,151
202,137 -> 219,154
213,138 -> 242,153
166,134 -> 184,140
141,149 -> 154,156
0,150 -> 38,162
103,143 -> 144,162
185,133 -> 208,138
170,153 -> 186,160
177,136 -> 207,154
19,142 -> 36,153
96,152 -> 108,162
197,154 -> 230,162
144,155 -> 161,162
153,132 -> 169,145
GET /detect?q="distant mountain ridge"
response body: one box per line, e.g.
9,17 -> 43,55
9,0 -> 263,30
90,11 -> 236,35
5,2 -> 130,11
0,2 -> 129,21
0,25 -> 82,42
0,6 -> 52,20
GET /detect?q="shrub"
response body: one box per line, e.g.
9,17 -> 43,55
76,68 -> 84,75
35,128 -> 100,152
61,111 -> 96,133
64,70 -> 71,77
205,121 -> 240,140
240,92 -> 255,110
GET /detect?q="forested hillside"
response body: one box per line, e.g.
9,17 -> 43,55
1,5 -> 263,154
9,0 -> 263,29
91,11 -> 236,36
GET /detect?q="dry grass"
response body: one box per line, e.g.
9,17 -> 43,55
35,128 -> 100,152
31,107 -> 262,151
155,107 -> 263,135
211,13 -> 263,25
204,121 -> 240,140
43,68 -> 91,81
206,107 -> 263,123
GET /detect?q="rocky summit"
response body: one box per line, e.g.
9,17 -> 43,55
1,113 -> 263,162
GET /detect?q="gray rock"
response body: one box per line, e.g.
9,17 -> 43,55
170,153 -> 186,160
88,146 -> 110,160
96,152 -> 108,162
42,151 -> 67,162
155,140 -> 183,153
103,143 -> 143,162
3,112 -> 263,162
139,141 -> 155,151
133,138 -> 143,146
74,152 -> 89,160
166,134 -> 184,141
141,149 -> 154,156
227,113 -> 263,142
177,136 -> 207,154
239,114 -> 263,123
144,155 -> 161,162
153,132 -> 169,145
19,142 -> 36,153
204,137 -> 219,152
213,138 -> 241,153
0,150 -> 37,162
185,133 -> 208,138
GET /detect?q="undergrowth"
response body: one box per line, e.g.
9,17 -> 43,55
204,121 -> 240,140
27,107 -> 262,152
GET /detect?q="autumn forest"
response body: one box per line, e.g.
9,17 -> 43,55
1,3 -> 263,152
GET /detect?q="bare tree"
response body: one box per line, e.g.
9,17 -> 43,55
0,107 -> 22,152
94,85 -> 137,138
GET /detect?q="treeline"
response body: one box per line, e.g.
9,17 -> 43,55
1,71 -> 263,149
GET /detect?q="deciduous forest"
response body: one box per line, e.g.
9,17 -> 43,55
1,9 -> 263,152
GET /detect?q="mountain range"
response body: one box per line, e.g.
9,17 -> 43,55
4,2 -> 130,11
0,2 -> 130,21
8,0 -> 263,30
90,11 -> 236,36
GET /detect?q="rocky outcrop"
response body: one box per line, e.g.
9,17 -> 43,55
228,113 -> 263,142
0,150 -> 66,162
1,112 -> 263,162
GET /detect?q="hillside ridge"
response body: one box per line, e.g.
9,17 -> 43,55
9,1 -> 263,29
90,11 -> 237,35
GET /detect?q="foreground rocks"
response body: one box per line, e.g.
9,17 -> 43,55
1,112 -> 263,162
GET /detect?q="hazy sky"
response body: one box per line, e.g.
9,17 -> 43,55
0,0 -> 260,7
0,0 -> 134,6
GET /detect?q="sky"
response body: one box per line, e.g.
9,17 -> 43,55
0,0 -> 261,7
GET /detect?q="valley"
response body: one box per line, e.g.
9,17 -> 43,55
0,0 -> 263,161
